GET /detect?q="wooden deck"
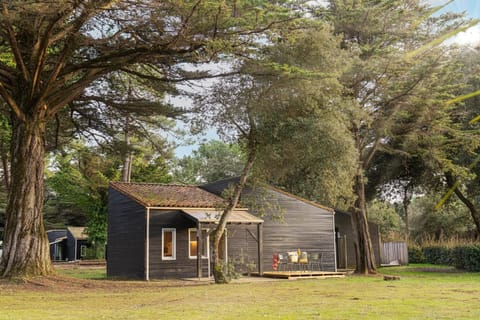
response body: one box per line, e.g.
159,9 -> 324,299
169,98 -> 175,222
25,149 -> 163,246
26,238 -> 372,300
252,271 -> 346,280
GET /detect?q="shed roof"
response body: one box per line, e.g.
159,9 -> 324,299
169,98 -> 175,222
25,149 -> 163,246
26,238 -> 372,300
67,227 -> 88,240
182,209 -> 263,224
110,182 -> 225,208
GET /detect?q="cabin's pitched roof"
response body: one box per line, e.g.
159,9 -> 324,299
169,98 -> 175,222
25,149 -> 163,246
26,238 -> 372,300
109,182 -> 225,208
200,178 -> 335,214
67,226 -> 88,240
47,229 -> 68,244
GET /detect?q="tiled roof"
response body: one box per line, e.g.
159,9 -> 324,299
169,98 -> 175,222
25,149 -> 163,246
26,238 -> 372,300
110,182 -> 225,208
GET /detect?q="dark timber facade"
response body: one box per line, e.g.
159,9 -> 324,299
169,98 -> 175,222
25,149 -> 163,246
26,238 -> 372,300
46,227 -> 89,262
202,179 -> 338,273
334,209 -> 381,269
107,182 -> 263,280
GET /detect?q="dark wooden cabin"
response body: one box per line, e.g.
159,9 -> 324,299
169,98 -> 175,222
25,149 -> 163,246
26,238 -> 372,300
47,229 -> 67,261
66,227 -> 89,261
334,209 -> 381,269
201,179 -> 338,273
46,227 -> 90,262
107,182 -> 263,280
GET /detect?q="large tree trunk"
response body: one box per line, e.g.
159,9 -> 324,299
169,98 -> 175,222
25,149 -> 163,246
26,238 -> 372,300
0,116 -> 53,278
351,170 -> 377,274
212,142 -> 256,283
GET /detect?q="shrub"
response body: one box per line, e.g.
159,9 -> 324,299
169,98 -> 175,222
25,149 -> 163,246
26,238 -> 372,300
408,245 -> 425,263
415,241 -> 480,272
463,245 -> 480,272
423,246 -> 453,265
452,246 -> 467,270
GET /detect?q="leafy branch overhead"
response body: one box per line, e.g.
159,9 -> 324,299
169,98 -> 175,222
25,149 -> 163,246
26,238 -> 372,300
0,0 -> 299,120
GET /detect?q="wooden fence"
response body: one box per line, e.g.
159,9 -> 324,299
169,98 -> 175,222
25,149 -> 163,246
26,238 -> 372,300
381,242 -> 408,266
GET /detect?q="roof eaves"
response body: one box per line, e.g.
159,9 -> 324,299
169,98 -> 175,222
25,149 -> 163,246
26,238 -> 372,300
109,181 -> 150,207
266,185 -> 335,213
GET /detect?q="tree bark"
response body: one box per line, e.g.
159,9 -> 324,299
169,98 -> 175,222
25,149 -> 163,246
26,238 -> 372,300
402,185 -> 412,242
350,169 -> 377,274
212,140 -> 256,283
445,173 -> 480,238
121,117 -> 132,183
1,147 -> 9,193
0,115 -> 53,278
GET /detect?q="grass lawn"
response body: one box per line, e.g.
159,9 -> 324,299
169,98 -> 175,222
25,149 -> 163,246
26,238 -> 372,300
0,264 -> 479,319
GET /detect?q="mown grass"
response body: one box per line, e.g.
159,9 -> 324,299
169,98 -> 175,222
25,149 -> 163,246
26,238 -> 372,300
56,267 -> 106,280
1,264 -> 479,320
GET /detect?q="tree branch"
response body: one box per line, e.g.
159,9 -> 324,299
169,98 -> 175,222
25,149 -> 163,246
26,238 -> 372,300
1,4 -> 30,81
0,83 -> 25,121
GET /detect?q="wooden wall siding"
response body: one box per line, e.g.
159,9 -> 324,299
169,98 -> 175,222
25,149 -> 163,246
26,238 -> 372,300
334,210 -> 381,268
202,180 -> 337,272
107,188 -> 147,279
381,242 -> 408,265
148,210 -> 209,279
225,225 -> 259,274
66,231 -> 76,261
248,189 -> 337,272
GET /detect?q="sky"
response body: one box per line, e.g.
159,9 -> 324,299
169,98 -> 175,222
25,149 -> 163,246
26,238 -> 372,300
433,0 -> 480,45
173,0 -> 480,158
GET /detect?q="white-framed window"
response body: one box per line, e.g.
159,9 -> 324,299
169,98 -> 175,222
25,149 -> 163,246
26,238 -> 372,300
188,228 -> 209,259
162,228 -> 176,260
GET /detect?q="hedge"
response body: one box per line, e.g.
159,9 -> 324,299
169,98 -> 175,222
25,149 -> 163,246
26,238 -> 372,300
408,244 -> 480,272
407,245 -> 424,263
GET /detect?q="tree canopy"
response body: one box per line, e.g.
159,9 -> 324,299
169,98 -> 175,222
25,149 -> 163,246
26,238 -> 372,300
0,0 -> 299,278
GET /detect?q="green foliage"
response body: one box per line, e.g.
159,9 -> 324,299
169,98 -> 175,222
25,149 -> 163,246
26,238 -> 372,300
422,246 -> 454,266
46,142 -> 121,254
410,242 -> 480,272
462,246 -> 480,272
131,154 -> 173,184
407,245 -> 425,264
409,194 -> 476,242
249,28 -> 357,208
173,140 -> 246,184
367,200 -> 402,241
213,259 -> 240,284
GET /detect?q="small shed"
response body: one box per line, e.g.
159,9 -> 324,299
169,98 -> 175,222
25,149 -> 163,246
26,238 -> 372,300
47,229 -> 67,261
66,227 -> 89,261
46,227 -> 89,261
107,182 -> 264,280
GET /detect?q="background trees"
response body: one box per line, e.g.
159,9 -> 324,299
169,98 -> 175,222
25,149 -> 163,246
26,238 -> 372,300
0,0 -> 477,279
0,0 -> 297,277
325,0 -> 472,273
174,140 -> 246,184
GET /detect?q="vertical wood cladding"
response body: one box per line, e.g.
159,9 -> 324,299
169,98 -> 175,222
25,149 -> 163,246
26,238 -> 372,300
148,210 -> 209,279
225,225 -> 259,274
202,180 -> 337,273
257,190 -> 336,272
147,211 -> 257,278
107,188 -> 146,279
334,210 -> 381,268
